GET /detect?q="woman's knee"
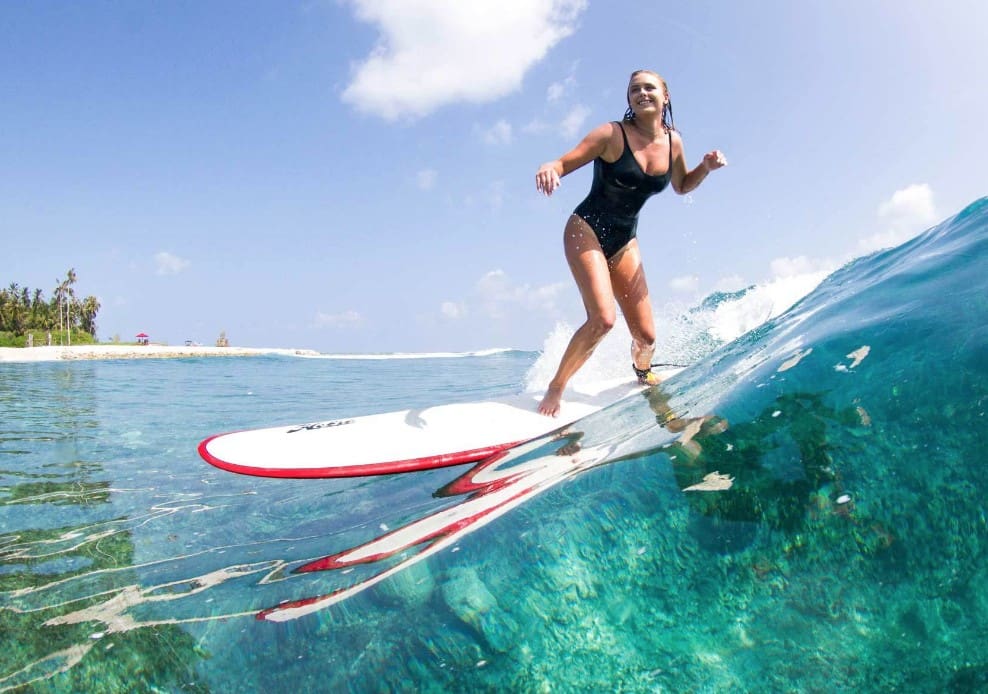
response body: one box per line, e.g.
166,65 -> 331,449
632,328 -> 656,349
586,311 -> 616,340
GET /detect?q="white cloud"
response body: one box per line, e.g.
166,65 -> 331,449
416,168 -> 438,190
473,269 -> 566,319
524,63 -> 587,137
341,0 -> 588,119
480,119 -> 513,146
668,274 -> 699,293
522,117 -> 549,135
522,105 -> 590,139
770,254 -> 835,279
313,309 -> 363,328
547,73 -> 576,102
559,104 -> 590,139
859,183 -> 937,253
754,184 -> 935,298
878,183 -> 936,224
710,274 -> 748,293
440,301 -> 466,319
154,251 -> 190,276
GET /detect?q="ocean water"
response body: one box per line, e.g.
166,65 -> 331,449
1,197 -> 986,692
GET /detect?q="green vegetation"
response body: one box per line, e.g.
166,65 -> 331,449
0,268 -> 100,347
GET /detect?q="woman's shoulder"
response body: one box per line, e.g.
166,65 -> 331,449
593,121 -> 629,145
568,122 -> 625,164
577,121 -> 622,149
667,127 -> 685,152
587,120 -> 622,136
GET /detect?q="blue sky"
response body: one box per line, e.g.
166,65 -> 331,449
3,1 -> 985,352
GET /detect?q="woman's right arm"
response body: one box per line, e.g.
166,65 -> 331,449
535,122 -> 614,197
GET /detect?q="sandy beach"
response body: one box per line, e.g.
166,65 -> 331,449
0,344 -> 319,363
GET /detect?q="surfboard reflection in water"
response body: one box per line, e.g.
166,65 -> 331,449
257,387 -> 729,623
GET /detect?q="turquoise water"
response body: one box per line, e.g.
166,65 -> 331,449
2,198 -> 986,692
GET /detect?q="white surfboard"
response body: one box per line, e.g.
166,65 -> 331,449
198,373 -> 676,478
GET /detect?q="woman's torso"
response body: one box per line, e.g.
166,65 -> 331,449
575,121 -> 673,221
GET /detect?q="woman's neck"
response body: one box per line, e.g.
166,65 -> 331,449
631,116 -> 664,139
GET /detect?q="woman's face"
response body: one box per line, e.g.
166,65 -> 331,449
627,71 -> 666,117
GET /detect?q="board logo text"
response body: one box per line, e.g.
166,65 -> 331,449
287,419 -> 354,434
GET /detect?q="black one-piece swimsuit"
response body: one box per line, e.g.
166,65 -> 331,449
573,122 -> 672,259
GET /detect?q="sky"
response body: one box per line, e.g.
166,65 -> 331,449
2,0 -> 986,353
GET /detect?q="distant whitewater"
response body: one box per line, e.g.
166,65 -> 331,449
524,261 -> 831,394
307,260 -> 827,378
307,258 -> 832,388
310,347 -> 519,360
1,197 -> 985,692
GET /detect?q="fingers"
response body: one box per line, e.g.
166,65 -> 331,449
535,168 -> 560,196
706,150 -> 728,169
536,174 -> 556,195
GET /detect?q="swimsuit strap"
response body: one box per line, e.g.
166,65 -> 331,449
617,121 -> 631,152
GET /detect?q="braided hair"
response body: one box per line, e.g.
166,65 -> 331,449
623,70 -> 676,132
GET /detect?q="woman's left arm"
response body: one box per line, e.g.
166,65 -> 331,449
669,131 -> 727,195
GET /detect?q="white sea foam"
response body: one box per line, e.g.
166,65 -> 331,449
705,272 -> 830,343
310,347 -> 516,360
523,269 -> 828,394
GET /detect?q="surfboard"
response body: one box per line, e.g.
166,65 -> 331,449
198,372 -> 677,479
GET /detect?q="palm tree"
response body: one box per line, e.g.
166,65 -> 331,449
79,296 -> 101,338
52,278 -> 68,344
0,287 -> 10,332
64,268 -> 77,346
31,288 -> 45,328
49,270 -> 79,345
5,283 -> 23,334
2,271 -> 98,344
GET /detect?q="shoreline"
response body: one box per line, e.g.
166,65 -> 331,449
0,344 -> 319,363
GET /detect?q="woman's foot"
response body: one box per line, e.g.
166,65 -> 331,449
633,364 -> 661,386
538,385 -> 564,417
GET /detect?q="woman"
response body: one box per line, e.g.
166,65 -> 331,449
535,69 -> 726,416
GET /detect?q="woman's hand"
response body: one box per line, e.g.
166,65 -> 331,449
535,163 -> 562,196
702,150 -> 728,172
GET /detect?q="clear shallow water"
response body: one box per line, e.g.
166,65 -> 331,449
2,198 -> 986,692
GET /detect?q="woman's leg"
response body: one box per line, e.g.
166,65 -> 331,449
609,240 -> 657,375
538,216 -> 616,416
